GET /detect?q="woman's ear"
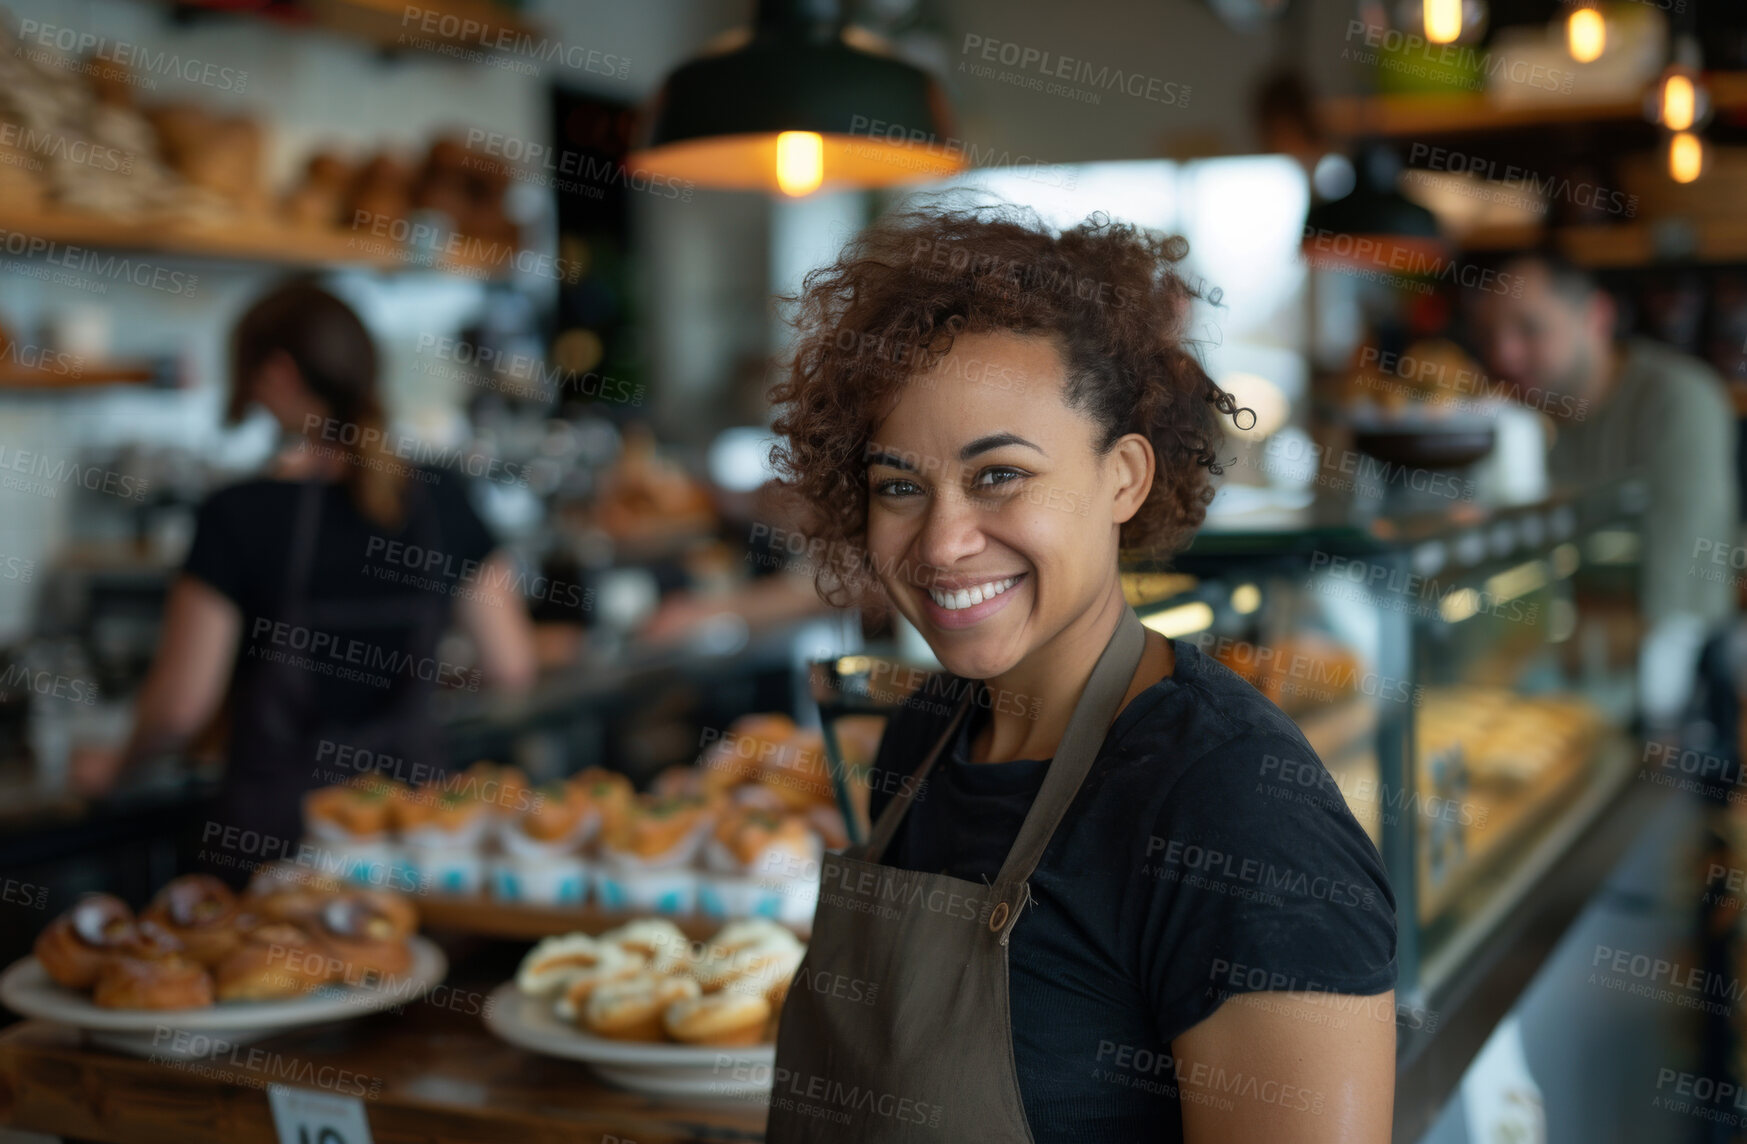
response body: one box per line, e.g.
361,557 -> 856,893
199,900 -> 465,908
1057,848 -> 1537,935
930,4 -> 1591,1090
1108,432 -> 1155,526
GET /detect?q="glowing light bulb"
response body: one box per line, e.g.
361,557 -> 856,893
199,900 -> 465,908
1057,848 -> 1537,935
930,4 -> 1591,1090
1669,131 -> 1704,184
775,131 -> 823,196
1424,0 -> 1462,44
1566,8 -> 1605,63
1660,72 -> 1697,131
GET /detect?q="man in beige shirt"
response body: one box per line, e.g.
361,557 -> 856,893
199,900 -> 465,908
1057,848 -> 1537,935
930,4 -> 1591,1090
1471,251 -> 1738,722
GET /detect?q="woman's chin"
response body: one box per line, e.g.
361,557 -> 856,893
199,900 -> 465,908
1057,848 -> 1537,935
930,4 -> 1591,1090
929,642 -> 1018,683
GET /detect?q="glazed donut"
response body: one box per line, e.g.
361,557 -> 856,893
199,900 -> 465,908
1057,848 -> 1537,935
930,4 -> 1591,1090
213,923 -> 337,1002
314,894 -> 412,986
663,990 -> 771,1046
141,875 -> 244,967
34,894 -> 137,989
553,945 -> 646,1022
92,953 -> 213,1010
581,971 -> 700,1041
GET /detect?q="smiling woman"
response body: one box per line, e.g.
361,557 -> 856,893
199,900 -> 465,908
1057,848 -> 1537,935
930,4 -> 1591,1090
764,204 -> 1397,1144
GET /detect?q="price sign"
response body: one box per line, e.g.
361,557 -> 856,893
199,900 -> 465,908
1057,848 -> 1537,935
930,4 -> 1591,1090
267,1084 -> 375,1144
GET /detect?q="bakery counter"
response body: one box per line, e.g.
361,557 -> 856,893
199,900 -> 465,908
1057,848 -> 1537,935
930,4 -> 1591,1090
435,613 -> 839,732
0,984 -> 770,1144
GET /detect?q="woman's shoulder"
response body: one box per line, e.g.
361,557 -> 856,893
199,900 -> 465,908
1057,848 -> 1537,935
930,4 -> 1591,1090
1114,639 -> 1322,776
1104,640 -> 1370,854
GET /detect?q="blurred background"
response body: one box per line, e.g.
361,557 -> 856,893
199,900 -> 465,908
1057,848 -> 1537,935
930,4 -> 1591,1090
4,0 -> 1747,1141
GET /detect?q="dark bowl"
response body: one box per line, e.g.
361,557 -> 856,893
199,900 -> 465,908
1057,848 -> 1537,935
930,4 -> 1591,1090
1349,421 -> 1497,470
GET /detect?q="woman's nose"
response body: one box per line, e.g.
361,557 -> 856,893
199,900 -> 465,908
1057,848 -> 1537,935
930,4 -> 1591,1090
913,487 -> 985,571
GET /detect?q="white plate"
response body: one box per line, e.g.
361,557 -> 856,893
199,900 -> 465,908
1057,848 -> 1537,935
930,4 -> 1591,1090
482,982 -> 774,1099
0,936 -> 447,1058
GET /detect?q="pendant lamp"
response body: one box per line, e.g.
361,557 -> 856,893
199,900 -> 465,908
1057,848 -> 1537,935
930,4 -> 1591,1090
627,0 -> 966,196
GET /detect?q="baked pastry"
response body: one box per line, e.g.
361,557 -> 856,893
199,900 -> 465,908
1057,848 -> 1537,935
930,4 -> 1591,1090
427,786 -> 489,835
597,919 -> 691,974
707,810 -> 821,877
593,424 -> 717,542
663,991 -> 771,1046
92,952 -> 213,1010
34,893 -> 137,989
599,794 -> 714,866
515,933 -> 609,996
214,923 -> 337,1002
553,945 -> 648,1021
141,875 -> 244,967
303,776 -> 397,839
695,925 -> 806,998
511,782 -> 590,850
581,971 -> 700,1041
652,765 -> 709,798
757,728 -> 836,809
314,894 -> 413,985
243,867 -> 347,930
569,768 -> 634,836
460,760 -> 529,815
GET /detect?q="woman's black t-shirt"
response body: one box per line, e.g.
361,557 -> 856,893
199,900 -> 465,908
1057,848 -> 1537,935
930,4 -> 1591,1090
182,470 -> 498,726
865,638 -> 1398,1143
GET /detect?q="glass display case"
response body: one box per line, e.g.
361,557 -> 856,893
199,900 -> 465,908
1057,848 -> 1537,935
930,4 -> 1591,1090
1124,478 -> 1648,1006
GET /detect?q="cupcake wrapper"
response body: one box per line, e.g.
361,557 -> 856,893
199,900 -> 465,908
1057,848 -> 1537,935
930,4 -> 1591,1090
490,855 -> 590,905
591,865 -> 696,914
405,846 -> 485,895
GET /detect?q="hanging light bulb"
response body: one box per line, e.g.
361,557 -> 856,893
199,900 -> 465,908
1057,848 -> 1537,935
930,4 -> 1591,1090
1423,0 -> 1462,43
1566,4 -> 1606,64
775,131 -> 824,197
1668,131 -> 1705,184
1661,72 -> 1697,130
1391,0 -> 1486,44
1648,37 -> 1710,133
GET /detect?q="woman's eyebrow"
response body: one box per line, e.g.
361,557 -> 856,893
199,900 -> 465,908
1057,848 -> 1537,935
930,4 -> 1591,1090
961,432 -> 1045,460
865,450 -> 915,471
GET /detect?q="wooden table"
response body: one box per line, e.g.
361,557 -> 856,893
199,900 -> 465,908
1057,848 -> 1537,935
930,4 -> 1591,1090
0,987 -> 770,1144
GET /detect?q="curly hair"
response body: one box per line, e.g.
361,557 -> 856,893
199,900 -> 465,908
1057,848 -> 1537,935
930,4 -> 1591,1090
767,200 -> 1248,608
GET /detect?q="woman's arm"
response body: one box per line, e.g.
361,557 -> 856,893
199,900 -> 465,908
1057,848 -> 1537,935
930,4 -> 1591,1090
73,574 -> 241,794
453,550 -> 538,691
1174,989 -> 1396,1143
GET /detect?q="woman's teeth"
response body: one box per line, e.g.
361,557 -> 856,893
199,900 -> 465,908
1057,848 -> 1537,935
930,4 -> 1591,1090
928,576 -> 1020,611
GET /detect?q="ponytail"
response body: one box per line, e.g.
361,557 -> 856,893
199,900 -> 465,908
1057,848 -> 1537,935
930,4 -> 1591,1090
230,277 -> 406,528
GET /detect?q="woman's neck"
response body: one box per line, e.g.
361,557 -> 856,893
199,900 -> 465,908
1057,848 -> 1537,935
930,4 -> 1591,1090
965,580 -> 1172,765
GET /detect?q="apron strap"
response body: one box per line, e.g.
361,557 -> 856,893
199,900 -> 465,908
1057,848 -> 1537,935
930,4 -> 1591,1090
861,683 -> 975,864
993,603 -> 1147,887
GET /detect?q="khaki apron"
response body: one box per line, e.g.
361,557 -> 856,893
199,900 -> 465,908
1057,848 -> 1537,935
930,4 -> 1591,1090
767,604 -> 1148,1143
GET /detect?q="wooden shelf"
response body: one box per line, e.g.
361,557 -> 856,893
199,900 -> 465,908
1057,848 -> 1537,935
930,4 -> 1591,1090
1459,218 -> 1747,267
1322,71 -> 1747,138
0,207 -> 511,277
0,361 -> 161,389
416,894 -> 811,942
165,0 -> 544,63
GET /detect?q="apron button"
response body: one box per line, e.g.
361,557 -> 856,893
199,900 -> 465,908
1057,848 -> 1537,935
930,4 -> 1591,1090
988,901 -> 1010,932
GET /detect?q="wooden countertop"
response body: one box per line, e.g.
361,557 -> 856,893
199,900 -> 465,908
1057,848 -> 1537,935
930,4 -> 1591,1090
0,983 -> 770,1144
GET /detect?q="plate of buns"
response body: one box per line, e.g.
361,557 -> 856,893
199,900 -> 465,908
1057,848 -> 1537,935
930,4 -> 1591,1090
1,865 -> 445,1058
484,917 -> 804,1097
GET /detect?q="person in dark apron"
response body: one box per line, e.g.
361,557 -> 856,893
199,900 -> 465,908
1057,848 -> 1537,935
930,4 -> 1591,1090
766,208 -> 1398,1141
211,477 -> 450,869
73,277 -> 536,882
